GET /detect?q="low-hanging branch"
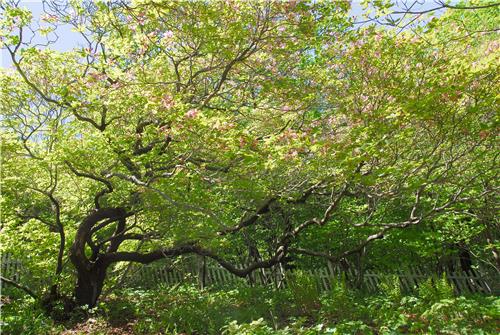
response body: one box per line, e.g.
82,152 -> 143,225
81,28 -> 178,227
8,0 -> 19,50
104,172 -> 218,219
102,242 -> 287,278
289,182 -> 491,265
0,276 -> 39,299
218,197 -> 277,235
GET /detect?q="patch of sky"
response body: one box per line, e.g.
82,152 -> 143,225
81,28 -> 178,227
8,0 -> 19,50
1,0 -> 456,68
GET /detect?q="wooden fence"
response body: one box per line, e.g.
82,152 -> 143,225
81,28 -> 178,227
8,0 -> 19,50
2,253 -> 497,295
1,253 -> 23,282
126,257 -> 496,295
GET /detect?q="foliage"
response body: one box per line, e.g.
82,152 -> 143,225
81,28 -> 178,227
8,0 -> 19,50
286,270 -> 321,315
418,274 -> 455,304
2,283 -> 498,334
0,289 -> 62,335
320,275 -> 357,322
0,1 -> 498,332
111,284 -> 287,334
378,275 -> 402,302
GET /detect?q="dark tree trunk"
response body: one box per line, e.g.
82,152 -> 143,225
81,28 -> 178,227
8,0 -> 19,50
74,262 -> 108,308
69,208 -> 126,308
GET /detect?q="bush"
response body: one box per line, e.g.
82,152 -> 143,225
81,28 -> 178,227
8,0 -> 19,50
0,293 -> 61,335
222,318 -> 277,335
120,284 -> 286,334
420,296 -> 499,334
2,283 -> 498,334
418,274 -> 455,303
378,274 -> 402,302
286,270 -> 321,315
320,275 -> 357,321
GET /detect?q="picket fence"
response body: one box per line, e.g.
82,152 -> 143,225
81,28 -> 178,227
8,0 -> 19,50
1,253 -> 23,282
127,257 -> 496,295
1,253 -> 496,295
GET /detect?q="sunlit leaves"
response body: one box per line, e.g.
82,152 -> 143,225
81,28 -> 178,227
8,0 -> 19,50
0,0 -> 498,291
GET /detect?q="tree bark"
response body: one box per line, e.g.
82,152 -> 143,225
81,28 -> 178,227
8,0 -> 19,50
73,260 -> 108,308
69,208 -> 125,307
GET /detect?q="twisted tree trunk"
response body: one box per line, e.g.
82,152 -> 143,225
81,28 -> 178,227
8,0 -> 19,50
69,208 -> 126,307
73,260 -> 108,308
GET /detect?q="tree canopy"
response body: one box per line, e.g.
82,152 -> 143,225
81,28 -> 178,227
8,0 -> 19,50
1,0 -> 498,308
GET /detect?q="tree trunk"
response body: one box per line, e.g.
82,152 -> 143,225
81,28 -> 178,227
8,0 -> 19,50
69,208 -> 126,308
74,263 -> 108,308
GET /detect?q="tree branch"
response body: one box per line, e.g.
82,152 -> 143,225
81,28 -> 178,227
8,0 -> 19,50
0,276 -> 38,299
66,161 -> 113,208
103,243 -> 287,278
218,197 -> 277,235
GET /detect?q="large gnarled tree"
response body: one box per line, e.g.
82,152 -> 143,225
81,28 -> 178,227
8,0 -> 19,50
1,0 -> 498,308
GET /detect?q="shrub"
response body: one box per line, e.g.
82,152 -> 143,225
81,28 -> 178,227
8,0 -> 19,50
286,270 -> 321,315
222,318 -> 277,335
0,294 -> 62,335
418,274 -> 454,303
378,274 -> 402,302
4,282 -> 498,334
421,296 -> 499,334
120,284 -> 283,334
320,275 -> 356,321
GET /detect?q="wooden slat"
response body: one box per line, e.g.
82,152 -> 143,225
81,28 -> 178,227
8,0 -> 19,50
398,271 -> 410,292
1,253 -> 496,294
456,274 -> 467,294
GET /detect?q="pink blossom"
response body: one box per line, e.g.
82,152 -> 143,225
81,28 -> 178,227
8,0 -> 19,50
161,95 -> 175,109
286,150 -> 298,159
486,41 -> 499,54
185,108 -> 199,118
89,72 -> 105,81
225,0 -> 240,11
161,30 -> 174,46
479,130 -> 489,139
111,82 -> 122,90
163,30 -> 174,39
327,63 -> 339,70
353,39 -> 365,48
239,137 -> 246,148
137,12 -> 146,26
213,121 -> 235,131
159,125 -> 170,135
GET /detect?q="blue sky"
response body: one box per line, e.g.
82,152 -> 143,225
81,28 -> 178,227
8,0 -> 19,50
1,0 -> 448,68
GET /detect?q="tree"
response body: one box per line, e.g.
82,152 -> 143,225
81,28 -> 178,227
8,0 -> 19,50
1,0 -> 497,309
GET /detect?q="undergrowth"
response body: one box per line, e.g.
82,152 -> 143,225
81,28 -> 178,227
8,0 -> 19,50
1,277 -> 498,335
